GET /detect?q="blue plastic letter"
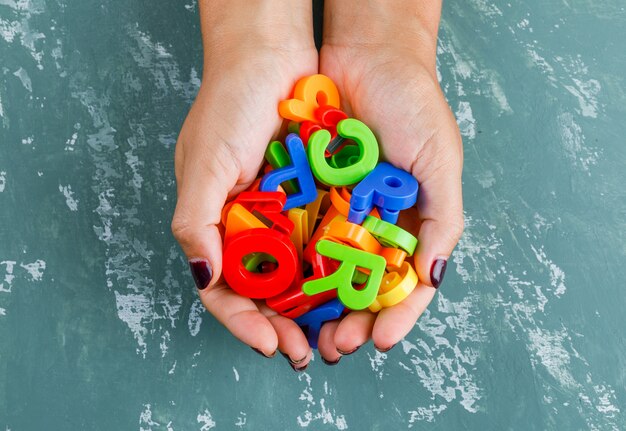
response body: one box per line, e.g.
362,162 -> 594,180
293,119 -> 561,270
348,162 -> 419,224
260,134 -> 317,210
294,299 -> 344,349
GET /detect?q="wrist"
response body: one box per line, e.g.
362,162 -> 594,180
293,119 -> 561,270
200,0 -> 315,61
323,0 -> 441,65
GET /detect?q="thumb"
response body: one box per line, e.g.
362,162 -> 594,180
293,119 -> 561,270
172,143 -> 238,290
412,129 -> 464,289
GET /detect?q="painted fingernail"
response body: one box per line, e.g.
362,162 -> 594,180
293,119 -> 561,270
251,347 -> 276,358
321,356 -> 341,366
374,344 -> 396,353
290,362 -> 308,372
281,352 -> 307,365
430,258 -> 447,289
189,259 -> 213,290
336,346 -> 360,356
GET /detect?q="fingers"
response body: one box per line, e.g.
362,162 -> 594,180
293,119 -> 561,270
317,320 -> 342,364
333,310 -> 376,355
198,283 -> 278,354
371,283 -> 436,349
258,303 -> 312,370
412,147 -> 464,288
172,141 -> 239,290
408,102 -> 464,288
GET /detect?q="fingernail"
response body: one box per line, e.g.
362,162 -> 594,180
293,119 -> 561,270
290,362 -> 308,372
281,352 -> 307,365
336,346 -> 360,356
374,344 -> 396,353
430,258 -> 447,289
321,356 -> 341,366
251,347 -> 276,358
189,259 -> 213,290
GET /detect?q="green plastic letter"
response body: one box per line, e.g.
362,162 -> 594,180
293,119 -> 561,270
302,240 -> 386,310
307,119 -> 379,186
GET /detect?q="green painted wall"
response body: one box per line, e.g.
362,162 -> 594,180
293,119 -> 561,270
1,0 -> 624,429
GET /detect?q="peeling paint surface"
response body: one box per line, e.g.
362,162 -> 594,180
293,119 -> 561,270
1,0 -> 625,429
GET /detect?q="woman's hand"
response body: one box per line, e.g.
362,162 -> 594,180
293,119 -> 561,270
316,0 -> 464,362
172,0 -> 318,369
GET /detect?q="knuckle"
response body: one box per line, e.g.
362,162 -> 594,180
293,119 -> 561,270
448,216 -> 465,243
171,214 -> 194,245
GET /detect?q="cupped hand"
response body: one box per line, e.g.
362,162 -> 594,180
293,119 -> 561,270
316,39 -> 464,361
172,37 -> 318,367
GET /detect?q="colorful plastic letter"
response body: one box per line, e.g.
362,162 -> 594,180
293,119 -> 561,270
302,240 -> 386,310
223,203 -> 268,244
369,262 -> 418,313
294,299 -> 344,349
260,134 -> 317,210
242,252 -> 277,272
264,141 -> 298,194
299,121 -> 322,145
380,247 -> 408,271
324,215 -> 382,254
229,191 -> 293,236
307,119 -> 379,186
348,162 -> 419,224
288,208 -> 308,262
278,74 -> 340,123
266,252 -> 338,319
362,216 -> 418,256
222,228 -> 298,299
304,189 -> 329,240
330,144 -> 360,169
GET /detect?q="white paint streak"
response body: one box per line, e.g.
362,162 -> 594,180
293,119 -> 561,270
476,170 -> 495,188
19,259 -> 45,281
188,298 -> 204,337
139,404 -> 160,431
59,184 -> 79,211
235,412 -> 247,428
233,367 -> 239,382
0,171 -> 6,192
528,328 -> 577,388
71,85 -> 183,357
128,26 -> 200,102
114,292 -> 151,356
197,410 -> 216,430
408,405 -> 447,425
558,112 -> 600,173
65,131 -> 78,152
160,330 -> 170,357
564,79 -> 601,118
296,373 -> 349,429
530,245 -> 566,296
456,101 -> 476,140
12,67 -> 32,92
0,0 -> 47,68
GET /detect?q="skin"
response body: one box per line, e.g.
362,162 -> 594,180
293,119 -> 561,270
172,0 -> 464,368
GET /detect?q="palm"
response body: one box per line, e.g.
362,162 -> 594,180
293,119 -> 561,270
174,47 -> 319,362
312,45 -> 462,357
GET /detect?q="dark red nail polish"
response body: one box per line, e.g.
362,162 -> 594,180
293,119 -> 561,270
189,259 -> 213,290
321,356 -> 341,366
336,346 -> 360,356
291,362 -> 308,372
374,344 -> 396,353
251,347 -> 276,358
430,258 -> 447,289
281,352 -> 307,365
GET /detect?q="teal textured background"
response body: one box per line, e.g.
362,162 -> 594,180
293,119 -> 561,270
1,0 -> 625,429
